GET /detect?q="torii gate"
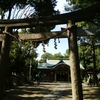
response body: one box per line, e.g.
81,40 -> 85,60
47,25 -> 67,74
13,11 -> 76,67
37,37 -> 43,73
0,3 -> 100,100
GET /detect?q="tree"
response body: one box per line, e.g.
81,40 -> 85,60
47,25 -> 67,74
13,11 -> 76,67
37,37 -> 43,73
52,52 -> 64,59
63,49 -> 70,59
9,41 -> 37,74
77,33 -> 100,69
65,0 -> 100,30
77,35 -> 100,86
0,0 -> 59,20
39,51 -> 70,62
78,37 -> 93,69
31,0 -> 59,17
40,52 -> 53,62
0,0 -> 27,19
7,41 -> 38,86
69,0 -> 99,4
30,0 -> 59,32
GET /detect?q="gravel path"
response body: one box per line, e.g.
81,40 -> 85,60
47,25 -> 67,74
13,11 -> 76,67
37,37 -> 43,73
4,82 -> 100,100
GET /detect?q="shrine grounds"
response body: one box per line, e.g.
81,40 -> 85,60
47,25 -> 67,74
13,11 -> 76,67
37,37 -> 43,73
4,82 -> 100,100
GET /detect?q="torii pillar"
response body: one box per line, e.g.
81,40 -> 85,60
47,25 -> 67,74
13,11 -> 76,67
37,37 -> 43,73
67,20 -> 83,100
0,27 -> 12,100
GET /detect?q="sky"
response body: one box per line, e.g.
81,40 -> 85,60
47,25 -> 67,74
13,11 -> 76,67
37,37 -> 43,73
36,0 -> 68,60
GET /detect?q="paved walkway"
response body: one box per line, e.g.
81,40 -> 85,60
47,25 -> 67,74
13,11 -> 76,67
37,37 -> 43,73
4,82 -> 100,100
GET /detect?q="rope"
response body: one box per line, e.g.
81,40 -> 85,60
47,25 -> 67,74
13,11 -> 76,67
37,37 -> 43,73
3,31 -> 19,41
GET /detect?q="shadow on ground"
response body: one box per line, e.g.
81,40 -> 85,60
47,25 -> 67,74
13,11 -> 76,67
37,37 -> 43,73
4,82 -> 100,100
83,85 -> 100,100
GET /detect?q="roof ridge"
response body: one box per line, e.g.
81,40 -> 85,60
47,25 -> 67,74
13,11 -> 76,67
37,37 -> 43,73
47,58 -> 69,60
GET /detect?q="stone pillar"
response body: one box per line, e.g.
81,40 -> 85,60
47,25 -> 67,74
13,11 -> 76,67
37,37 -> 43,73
67,20 -> 83,100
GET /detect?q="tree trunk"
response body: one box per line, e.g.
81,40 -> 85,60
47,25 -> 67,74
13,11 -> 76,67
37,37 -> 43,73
92,41 -> 97,86
0,27 -> 11,100
67,20 -> 83,100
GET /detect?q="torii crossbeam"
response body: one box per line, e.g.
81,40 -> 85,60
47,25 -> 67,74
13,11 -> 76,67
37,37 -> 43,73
0,3 -> 99,28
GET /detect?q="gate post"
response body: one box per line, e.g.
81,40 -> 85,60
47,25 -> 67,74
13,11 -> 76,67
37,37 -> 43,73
0,27 -> 12,100
67,20 -> 83,100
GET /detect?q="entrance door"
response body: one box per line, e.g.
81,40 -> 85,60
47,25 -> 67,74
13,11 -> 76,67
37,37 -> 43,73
56,72 -> 68,81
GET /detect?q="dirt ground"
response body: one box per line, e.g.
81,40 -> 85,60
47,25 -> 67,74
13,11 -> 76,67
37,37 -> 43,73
3,82 -> 100,100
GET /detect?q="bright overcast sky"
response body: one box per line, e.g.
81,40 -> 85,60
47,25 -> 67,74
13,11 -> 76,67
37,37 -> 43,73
36,0 -> 68,60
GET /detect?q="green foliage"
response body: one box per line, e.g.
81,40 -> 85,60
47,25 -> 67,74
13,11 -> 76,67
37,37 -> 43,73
65,0 -> 93,12
68,0 -> 99,5
65,0 -> 100,30
0,0 -> 27,19
0,0 -> 59,20
63,49 -> 70,59
39,51 -> 69,62
40,52 -> 53,62
9,41 -> 38,75
76,21 -> 95,29
31,0 -> 59,17
95,47 -> 100,68
0,0 -> 26,11
52,52 -> 64,59
78,36 -> 100,69
31,0 -> 59,32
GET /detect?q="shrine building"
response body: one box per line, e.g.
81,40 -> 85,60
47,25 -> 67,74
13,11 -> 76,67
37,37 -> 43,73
38,59 -> 84,82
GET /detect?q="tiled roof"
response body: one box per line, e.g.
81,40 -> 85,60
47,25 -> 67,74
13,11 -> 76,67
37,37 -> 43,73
38,59 -> 84,69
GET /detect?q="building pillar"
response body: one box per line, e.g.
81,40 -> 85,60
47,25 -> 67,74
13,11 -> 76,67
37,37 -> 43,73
67,71 -> 69,82
55,71 -> 57,82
